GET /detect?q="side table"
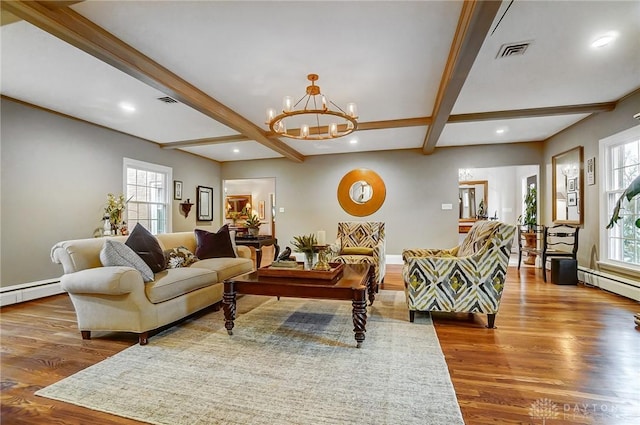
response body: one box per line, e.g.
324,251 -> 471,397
234,235 -> 279,268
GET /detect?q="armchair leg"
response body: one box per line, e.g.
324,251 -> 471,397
138,332 -> 149,345
409,310 -> 415,323
517,251 -> 522,269
486,314 -> 496,328
81,330 -> 91,340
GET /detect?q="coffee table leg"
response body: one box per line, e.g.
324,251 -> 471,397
223,281 -> 236,335
352,288 -> 367,348
367,266 -> 376,306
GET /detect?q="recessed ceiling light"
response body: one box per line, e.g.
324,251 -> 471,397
496,128 -> 506,134
349,138 -> 358,144
591,32 -> 618,48
233,148 -> 240,153
118,102 -> 136,113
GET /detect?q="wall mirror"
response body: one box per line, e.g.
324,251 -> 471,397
337,168 -> 386,217
552,146 -> 583,224
458,180 -> 488,220
197,186 -> 213,221
225,194 -> 252,218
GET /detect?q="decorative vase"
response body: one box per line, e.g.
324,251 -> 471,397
304,251 -> 316,270
248,227 -> 259,237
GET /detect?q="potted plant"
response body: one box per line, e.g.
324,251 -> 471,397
522,187 -> 537,232
291,233 -> 317,269
244,213 -> 261,236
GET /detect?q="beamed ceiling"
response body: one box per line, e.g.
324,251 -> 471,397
1,1 -> 639,163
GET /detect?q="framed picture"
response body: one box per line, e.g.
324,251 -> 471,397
587,157 -> 596,186
552,146 -> 583,225
196,186 -> 213,221
258,200 -> 265,220
173,181 -> 183,200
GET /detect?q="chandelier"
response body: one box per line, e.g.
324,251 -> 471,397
265,74 -> 358,140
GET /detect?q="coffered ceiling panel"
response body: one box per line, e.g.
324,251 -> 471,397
438,114 -> 590,147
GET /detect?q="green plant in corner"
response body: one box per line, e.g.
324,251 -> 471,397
522,187 -> 537,231
606,174 -> 640,229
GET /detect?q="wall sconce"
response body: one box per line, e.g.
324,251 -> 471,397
180,198 -> 194,218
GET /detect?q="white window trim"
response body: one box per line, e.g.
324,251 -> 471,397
598,124 -> 640,273
123,157 -> 173,234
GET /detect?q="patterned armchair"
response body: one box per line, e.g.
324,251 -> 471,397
402,221 -> 516,328
331,222 -> 386,289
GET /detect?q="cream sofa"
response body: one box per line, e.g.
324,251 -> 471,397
51,231 -> 253,345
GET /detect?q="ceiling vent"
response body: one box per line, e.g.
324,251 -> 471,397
496,41 -> 532,59
157,96 -> 178,104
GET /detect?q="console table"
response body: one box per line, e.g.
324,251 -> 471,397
234,235 -> 279,268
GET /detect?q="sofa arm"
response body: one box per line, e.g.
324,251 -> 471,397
61,266 -> 143,295
235,245 -> 251,259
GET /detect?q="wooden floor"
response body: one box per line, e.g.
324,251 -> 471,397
1,251 -> 639,424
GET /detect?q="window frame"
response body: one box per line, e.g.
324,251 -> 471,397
598,124 -> 640,273
123,157 -> 173,235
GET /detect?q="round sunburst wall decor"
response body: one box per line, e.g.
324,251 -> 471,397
337,168 -> 386,217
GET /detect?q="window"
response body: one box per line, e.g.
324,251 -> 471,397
123,158 -> 172,235
600,125 -> 640,270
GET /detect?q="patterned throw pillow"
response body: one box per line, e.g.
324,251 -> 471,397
164,246 -> 199,269
100,239 -> 155,282
340,247 -> 374,256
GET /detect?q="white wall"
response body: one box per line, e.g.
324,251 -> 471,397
221,143 -> 544,257
0,99 -> 222,287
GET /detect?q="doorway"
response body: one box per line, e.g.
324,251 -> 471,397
223,178 -> 276,236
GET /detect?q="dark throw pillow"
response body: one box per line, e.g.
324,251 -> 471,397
125,223 -> 166,273
195,225 -> 237,259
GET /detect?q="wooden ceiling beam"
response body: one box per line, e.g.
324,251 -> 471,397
2,0 -> 305,162
448,102 -> 617,123
422,0 -> 502,154
161,102 -> 614,148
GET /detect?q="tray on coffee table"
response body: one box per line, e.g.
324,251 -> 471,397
258,262 -> 344,282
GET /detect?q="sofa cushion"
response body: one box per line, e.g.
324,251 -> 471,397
164,246 -> 199,268
195,225 -> 236,259
126,223 -> 166,273
145,267 -> 218,304
191,257 -> 253,281
100,239 -> 154,282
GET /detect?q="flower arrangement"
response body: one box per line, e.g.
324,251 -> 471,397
104,194 -> 132,235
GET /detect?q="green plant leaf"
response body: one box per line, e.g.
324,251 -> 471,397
607,175 -> 640,229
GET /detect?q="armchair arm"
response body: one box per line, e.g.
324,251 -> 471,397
372,240 -> 386,279
60,266 -> 143,295
402,246 -> 459,262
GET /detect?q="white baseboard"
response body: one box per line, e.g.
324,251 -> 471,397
0,279 -> 64,307
386,255 -> 403,265
578,267 -> 640,301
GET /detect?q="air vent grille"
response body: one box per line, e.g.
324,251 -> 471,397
496,41 -> 532,58
157,96 -> 178,104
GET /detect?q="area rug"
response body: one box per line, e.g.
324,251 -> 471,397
36,290 -> 464,425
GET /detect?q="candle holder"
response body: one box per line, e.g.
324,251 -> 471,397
312,245 -> 331,271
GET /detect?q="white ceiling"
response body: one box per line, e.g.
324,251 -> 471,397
2,0 -> 639,163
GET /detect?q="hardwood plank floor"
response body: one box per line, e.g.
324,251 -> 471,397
1,259 -> 638,424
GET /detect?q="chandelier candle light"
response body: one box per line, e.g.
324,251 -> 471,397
266,74 -> 358,140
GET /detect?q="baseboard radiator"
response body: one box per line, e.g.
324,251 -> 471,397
578,267 -> 640,302
0,279 -> 64,307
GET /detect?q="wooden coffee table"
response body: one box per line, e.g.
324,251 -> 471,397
223,264 -> 373,348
